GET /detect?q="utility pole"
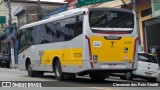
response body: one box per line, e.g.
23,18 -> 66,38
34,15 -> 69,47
37,0 -> 42,20
8,0 -> 12,26
8,0 -> 15,68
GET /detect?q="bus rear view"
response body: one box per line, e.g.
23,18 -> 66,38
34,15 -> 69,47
83,8 -> 138,78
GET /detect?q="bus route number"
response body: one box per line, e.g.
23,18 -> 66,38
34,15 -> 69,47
73,53 -> 82,58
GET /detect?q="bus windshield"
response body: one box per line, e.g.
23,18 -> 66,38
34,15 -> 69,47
89,9 -> 134,32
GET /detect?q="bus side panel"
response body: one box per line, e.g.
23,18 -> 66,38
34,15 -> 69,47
61,35 -> 84,73
18,47 -> 33,71
18,51 -> 27,70
41,49 -> 63,65
34,43 -> 63,72
41,48 -> 83,66
62,48 -> 82,66
39,35 -> 84,73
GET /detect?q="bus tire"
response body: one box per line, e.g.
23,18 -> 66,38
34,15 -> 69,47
125,72 -> 133,80
54,60 -> 64,80
89,73 -> 107,81
27,61 -> 36,77
120,76 -> 126,80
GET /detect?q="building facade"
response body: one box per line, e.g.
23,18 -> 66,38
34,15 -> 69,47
137,0 -> 160,64
12,0 -> 66,29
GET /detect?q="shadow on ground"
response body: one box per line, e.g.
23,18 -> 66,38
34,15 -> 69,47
20,74 -> 160,87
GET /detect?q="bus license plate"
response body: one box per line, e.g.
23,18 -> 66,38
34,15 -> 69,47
101,64 -> 125,69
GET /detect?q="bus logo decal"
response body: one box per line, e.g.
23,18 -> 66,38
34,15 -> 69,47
110,41 -> 115,48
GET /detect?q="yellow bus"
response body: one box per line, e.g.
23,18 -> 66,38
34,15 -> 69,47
18,8 -> 138,81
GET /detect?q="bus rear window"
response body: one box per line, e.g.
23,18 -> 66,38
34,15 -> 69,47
89,10 -> 134,29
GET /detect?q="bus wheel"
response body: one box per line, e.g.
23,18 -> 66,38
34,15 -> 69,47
120,76 -> 126,80
89,73 -> 107,81
125,72 -> 133,80
54,60 -> 64,80
27,61 -> 36,77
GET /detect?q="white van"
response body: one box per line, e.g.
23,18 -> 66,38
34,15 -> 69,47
121,52 -> 160,82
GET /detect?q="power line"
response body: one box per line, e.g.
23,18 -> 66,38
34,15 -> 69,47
12,3 -> 23,15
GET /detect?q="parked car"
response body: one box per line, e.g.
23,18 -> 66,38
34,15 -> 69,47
0,54 -> 10,68
114,52 -> 160,82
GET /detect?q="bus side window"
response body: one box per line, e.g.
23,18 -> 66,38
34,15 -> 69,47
27,27 -> 34,45
75,15 -> 83,37
64,18 -> 75,41
17,31 -> 26,53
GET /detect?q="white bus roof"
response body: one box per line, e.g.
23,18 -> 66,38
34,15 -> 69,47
20,7 -> 133,30
20,8 -> 88,30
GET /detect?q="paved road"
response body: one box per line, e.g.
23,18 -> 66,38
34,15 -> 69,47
0,68 -> 160,90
